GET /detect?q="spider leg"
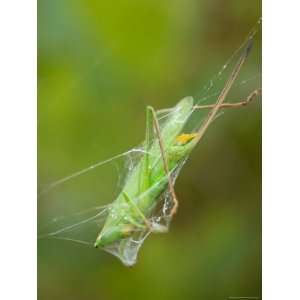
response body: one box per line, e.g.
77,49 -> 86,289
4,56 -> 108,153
194,88 -> 261,110
148,106 -> 179,217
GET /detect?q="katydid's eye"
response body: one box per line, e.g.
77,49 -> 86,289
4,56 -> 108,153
175,133 -> 198,145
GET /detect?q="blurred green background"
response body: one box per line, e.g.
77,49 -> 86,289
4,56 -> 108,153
38,0 -> 261,299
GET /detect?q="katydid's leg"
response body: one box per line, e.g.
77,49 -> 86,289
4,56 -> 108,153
148,106 -> 179,217
133,107 -> 153,230
122,191 -> 169,234
122,191 -> 151,229
130,106 -> 168,233
138,107 -> 152,194
194,88 -> 261,110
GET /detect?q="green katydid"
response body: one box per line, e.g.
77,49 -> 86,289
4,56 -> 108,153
93,39 -> 260,261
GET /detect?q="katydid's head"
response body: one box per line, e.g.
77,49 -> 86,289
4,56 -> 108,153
94,223 -> 134,248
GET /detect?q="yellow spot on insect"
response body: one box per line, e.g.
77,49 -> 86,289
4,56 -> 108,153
175,133 -> 198,145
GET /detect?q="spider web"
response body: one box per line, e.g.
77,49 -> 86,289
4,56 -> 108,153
38,20 -> 261,266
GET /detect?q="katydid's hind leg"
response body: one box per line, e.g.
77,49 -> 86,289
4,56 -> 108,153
122,191 -> 151,229
148,106 -> 179,217
194,88 -> 261,110
122,191 -> 169,233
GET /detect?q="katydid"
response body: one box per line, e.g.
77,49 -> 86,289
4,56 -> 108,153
94,39 -> 260,250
